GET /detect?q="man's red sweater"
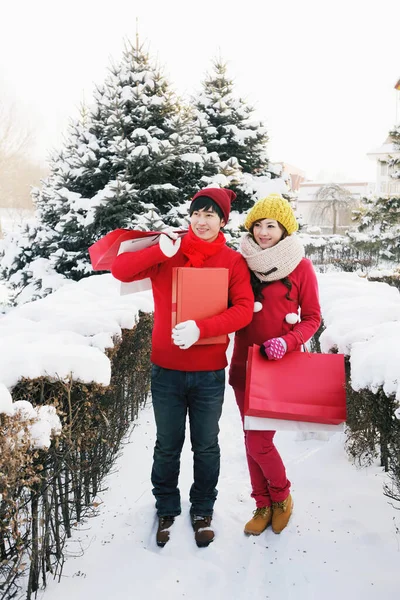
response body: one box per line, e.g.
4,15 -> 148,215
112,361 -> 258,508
111,242 -> 254,371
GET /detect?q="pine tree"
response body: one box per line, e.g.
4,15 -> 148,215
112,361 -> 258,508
348,194 -> 400,262
134,204 -> 168,231
389,124 -> 400,179
348,126 -> 400,264
0,41 -> 217,303
194,59 -> 271,212
195,59 -> 269,173
167,107 -> 220,203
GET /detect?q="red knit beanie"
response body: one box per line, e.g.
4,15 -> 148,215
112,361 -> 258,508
191,188 -> 237,223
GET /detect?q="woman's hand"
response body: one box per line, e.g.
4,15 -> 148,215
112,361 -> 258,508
260,337 -> 287,360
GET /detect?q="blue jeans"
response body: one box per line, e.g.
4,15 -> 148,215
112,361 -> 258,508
150,364 -> 225,517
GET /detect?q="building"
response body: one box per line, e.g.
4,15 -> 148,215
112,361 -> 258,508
367,135 -> 400,196
273,162 -> 307,192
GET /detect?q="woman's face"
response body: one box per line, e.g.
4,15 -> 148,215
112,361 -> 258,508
252,219 -> 284,249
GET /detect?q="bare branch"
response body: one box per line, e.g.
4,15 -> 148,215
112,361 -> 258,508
0,103 -> 33,161
312,183 -> 357,234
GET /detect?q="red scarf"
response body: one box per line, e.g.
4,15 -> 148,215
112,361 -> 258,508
180,226 -> 226,267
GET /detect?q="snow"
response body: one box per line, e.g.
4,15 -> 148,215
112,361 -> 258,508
0,280 -> 9,308
145,183 -> 178,191
0,342 -> 112,389
350,324 -> 400,398
131,145 -> 150,157
180,153 -> 203,163
0,274 -> 153,391
8,257 -> 71,306
317,272 -> 400,401
0,382 -> 13,415
243,174 -> 289,199
11,401 -> 62,450
35,343 -> 399,600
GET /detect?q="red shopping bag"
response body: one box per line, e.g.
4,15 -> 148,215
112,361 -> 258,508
244,345 -> 346,425
89,229 -> 188,271
89,229 -> 173,271
89,229 -> 149,271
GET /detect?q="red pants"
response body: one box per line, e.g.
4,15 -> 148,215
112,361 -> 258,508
233,388 -> 290,507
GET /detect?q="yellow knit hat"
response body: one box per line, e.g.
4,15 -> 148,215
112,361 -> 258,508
244,193 -> 299,234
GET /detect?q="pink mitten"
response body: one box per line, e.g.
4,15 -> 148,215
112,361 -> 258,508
260,337 -> 287,360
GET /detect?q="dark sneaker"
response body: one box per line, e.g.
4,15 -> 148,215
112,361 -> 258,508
156,516 -> 175,547
191,515 -> 215,548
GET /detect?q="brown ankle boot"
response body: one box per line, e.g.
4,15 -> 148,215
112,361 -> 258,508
244,506 -> 272,535
191,515 -> 215,547
271,494 -> 293,534
156,516 -> 175,547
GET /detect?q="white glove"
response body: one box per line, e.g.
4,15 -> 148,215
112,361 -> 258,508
162,228 -> 179,241
159,234 -> 181,258
172,320 -> 200,350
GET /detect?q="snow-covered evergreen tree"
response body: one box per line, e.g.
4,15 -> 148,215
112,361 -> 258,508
135,204 -> 169,231
348,194 -> 400,263
194,59 -> 273,212
195,59 -> 269,173
347,125 -> 400,264
0,41 -> 218,303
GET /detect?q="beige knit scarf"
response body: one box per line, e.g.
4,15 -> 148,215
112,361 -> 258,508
240,233 -> 305,282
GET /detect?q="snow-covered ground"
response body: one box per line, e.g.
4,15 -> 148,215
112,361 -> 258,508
36,340 -> 400,600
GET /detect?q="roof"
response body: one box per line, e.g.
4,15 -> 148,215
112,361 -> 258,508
367,135 -> 400,158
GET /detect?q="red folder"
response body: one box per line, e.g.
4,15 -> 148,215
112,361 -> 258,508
171,267 -> 229,345
244,345 -> 346,425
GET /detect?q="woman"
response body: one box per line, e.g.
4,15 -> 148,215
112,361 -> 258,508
229,193 -> 321,536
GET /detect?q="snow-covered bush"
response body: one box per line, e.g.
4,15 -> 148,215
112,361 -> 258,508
0,275 -> 153,598
317,272 -> 400,502
299,232 -> 381,273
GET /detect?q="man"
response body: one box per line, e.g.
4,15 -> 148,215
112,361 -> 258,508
111,187 -> 254,548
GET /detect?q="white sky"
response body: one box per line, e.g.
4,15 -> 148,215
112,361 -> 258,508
1,0 -> 400,182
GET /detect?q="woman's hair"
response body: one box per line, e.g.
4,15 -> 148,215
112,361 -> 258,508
189,197 -> 224,221
250,271 -> 294,302
248,220 -> 294,302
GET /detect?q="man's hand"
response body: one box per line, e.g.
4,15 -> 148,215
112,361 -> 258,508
172,320 -> 200,350
162,228 -> 179,241
159,233 -> 181,258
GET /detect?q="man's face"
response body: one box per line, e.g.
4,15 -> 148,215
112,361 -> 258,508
190,208 -> 225,242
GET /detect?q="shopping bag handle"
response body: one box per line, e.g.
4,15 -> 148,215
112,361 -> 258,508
296,330 -> 311,356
